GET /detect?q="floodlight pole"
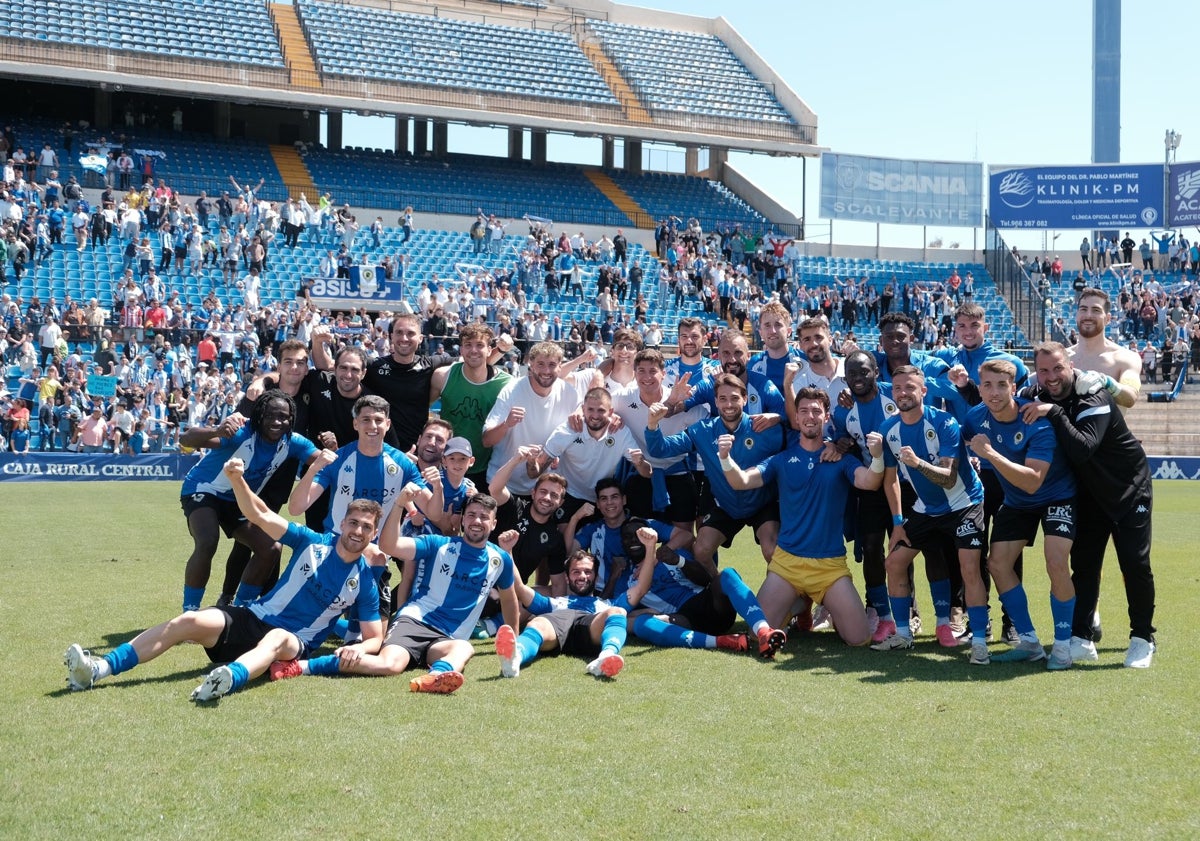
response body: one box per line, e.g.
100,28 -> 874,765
1164,129 -> 1181,229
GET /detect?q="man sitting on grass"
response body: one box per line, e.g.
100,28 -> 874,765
495,549 -> 629,679
64,457 -> 383,702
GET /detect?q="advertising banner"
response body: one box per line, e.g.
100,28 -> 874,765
1167,161 -> 1200,227
0,452 -> 200,482
988,163 -> 1163,230
307,266 -> 406,310
820,153 -> 983,227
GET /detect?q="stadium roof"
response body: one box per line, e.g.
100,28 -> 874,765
0,0 -> 820,156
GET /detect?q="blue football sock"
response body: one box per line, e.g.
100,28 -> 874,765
866,585 -> 891,618
632,613 -> 714,648
227,661 -> 250,693
307,654 -> 341,677
516,628 -> 543,667
600,613 -> 627,656
889,595 -> 913,636
998,585 -> 1036,636
331,617 -> 351,639
719,568 -> 766,633
429,659 -> 455,674
967,606 -> 990,644
104,642 -> 139,677
1050,595 -> 1076,642
232,582 -> 262,607
929,579 -> 952,622
182,586 -> 205,612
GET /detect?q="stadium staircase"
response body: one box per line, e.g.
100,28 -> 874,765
269,2 -> 321,89
1125,379 -> 1200,456
577,38 -> 652,125
269,144 -> 318,197
584,170 -> 652,228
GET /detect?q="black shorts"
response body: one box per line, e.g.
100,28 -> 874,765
382,615 -> 450,667
902,504 -> 985,553
698,496 -> 780,549
992,499 -> 1076,545
623,472 -> 701,523
674,588 -> 736,636
173,245 -> 186,259
181,492 -> 246,538
856,486 -> 891,534
204,606 -> 292,662
540,609 -> 601,658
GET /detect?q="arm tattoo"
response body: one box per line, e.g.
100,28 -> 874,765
910,456 -> 958,488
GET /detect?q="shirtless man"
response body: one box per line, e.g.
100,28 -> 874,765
1067,287 -> 1141,412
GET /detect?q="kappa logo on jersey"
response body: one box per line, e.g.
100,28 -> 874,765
979,419 -> 990,430
321,390 -> 332,400
788,456 -> 802,464
628,401 -> 639,409
969,539 -> 982,547
1136,504 -> 1148,514
1057,524 -> 1071,534
573,437 -> 584,445
342,464 -> 353,474
377,363 -> 392,376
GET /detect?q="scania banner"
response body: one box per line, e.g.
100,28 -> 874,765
820,153 -> 983,227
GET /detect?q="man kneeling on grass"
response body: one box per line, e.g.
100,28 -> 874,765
269,493 -> 521,694
495,549 -> 629,679
64,458 -> 383,702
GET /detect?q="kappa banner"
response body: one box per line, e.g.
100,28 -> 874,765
1167,161 -> 1200,227
0,452 -> 200,482
1147,456 -> 1200,481
989,163 -> 1163,230
820,153 -> 983,227
306,266 -> 406,310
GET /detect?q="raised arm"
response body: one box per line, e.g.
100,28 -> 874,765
224,458 -> 289,541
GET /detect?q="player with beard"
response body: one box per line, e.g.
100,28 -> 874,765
662,317 -> 721,391
1064,287 -> 1144,642
830,351 -> 903,640
271,493 -> 520,692
749,300 -> 807,393
534,386 -> 646,518
781,316 -> 849,408
670,332 -> 786,424
646,374 -> 787,578
963,359 -> 1077,669
494,550 -> 629,679
1020,342 -> 1156,668
177,389 -> 318,612
1069,287 -> 1142,411
429,322 -> 514,489
66,460 -> 383,701
488,448 -> 572,592
871,367 -> 988,657
611,349 -> 707,529
720,387 -> 886,648
483,341 -> 600,502
320,313 -> 450,451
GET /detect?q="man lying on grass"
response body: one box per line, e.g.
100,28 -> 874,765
65,457 -> 384,702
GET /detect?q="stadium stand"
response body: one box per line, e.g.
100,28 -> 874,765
295,0 -> 619,106
0,0 -> 285,68
587,20 -> 794,125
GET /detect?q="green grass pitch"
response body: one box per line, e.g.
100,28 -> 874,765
3,481 -> 1197,839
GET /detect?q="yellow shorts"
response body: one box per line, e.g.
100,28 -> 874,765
769,549 -> 851,605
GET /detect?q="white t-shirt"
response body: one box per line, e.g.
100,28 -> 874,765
484,370 -> 592,495
543,421 -> 637,503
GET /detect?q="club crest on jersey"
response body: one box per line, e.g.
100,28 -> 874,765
386,464 -> 398,475
1013,431 -> 1023,444
604,437 -> 615,447
744,438 -> 754,450
885,402 -> 897,414
347,577 -> 358,590
539,531 -> 549,544
926,429 -> 936,441
490,556 -> 500,568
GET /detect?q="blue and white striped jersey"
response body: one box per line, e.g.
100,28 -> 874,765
315,443 -> 423,535
249,522 -> 380,651
181,426 -> 317,500
399,536 -> 515,639
880,405 -> 983,515
832,382 -> 899,452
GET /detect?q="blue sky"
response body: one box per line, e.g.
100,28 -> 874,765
346,1 -> 1197,251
